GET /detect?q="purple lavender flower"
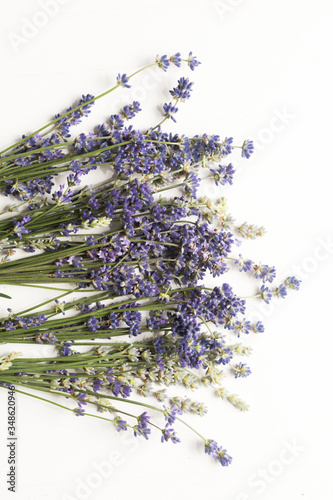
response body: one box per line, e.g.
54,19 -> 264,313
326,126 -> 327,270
88,196 -> 101,210
16,317 -> 29,329
220,348 -> 233,365
35,332 -> 58,345
161,428 -> 180,444
73,257 -> 83,268
233,319 -> 251,336
163,404 -> 183,426
183,171 -> 200,198
110,114 -> 124,130
4,321 -> 16,331
14,156 -> 32,167
75,393 -> 88,417
186,52 -> 201,71
116,73 -> 131,88
67,172 -> 82,187
252,264 -> 265,279
170,78 -> 194,101
210,163 -> 235,186
121,101 -> 141,120
169,52 -> 182,67
12,216 -> 31,239
216,448 -> 233,467
234,362 -> 252,378
221,137 -> 234,155
133,412 -> 151,440
54,94 -> 95,133
261,266 -> 276,283
114,416 -> 128,432
204,439 -> 219,457
74,408 -> 85,417
284,276 -> 301,290
260,285 -> 272,304
28,314 -> 47,327
52,185 -> 73,205
251,321 -> 265,334
275,283 -> 287,298
204,439 -> 232,467
87,316 -> 99,332
93,378 -> 103,392
155,54 -> 170,72
235,255 -> 253,273
74,94 -> 94,120
241,139 -> 254,159
57,341 -> 74,356
163,102 -> 178,122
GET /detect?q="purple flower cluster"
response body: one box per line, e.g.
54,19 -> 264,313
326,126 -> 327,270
133,412 -> 151,440
235,255 -> 276,282
170,77 -> 194,101
241,139 -> 254,159
163,102 -> 178,122
54,94 -> 95,137
210,163 -> 235,186
12,215 -> 31,239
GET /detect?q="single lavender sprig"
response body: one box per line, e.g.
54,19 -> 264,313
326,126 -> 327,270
0,328 -> 241,467
0,53 -> 203,199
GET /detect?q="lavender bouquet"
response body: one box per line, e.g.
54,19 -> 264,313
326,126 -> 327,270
0,53 -> 300,467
